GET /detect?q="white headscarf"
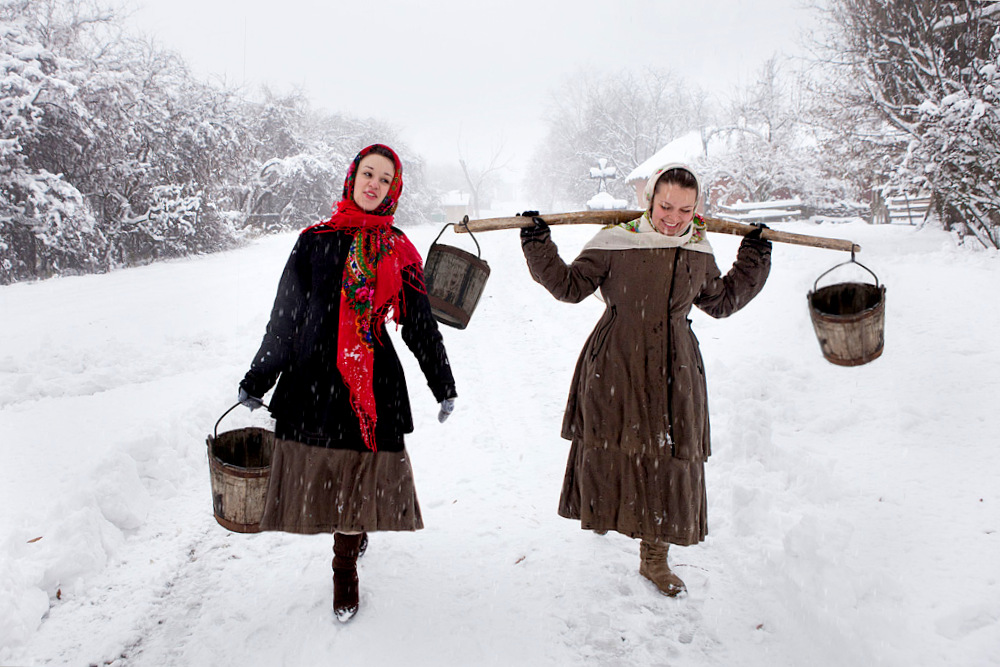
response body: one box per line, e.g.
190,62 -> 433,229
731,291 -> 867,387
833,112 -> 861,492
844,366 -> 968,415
582,162 -> 713,255
643,162 -> 702,208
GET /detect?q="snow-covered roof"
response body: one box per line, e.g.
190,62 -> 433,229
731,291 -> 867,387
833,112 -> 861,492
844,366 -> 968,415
624,132 -> 705,184
440,190 -> 471,207
624,129 -> 733,184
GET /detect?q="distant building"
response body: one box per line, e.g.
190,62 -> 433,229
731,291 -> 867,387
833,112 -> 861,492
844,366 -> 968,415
624,129 -> 734,210
440,190 -> 472,223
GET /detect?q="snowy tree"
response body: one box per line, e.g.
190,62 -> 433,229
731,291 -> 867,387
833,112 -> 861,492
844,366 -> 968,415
907,18 -> 1000,247
459,139 -> 508,218
699,57 -> 869,217
133,184 -> 204,258
0,0 -> 433,284
0,168 -> 102,282
700,57 -> 804,203
249,88 -> 309,162
240,98 -> 431,230
0,0 -> 240,274
66,42 -> 246,264
0,6 -> 102,282
816,0 -> 1000,246
528,68 -> 711,208
244,154 -> 340,232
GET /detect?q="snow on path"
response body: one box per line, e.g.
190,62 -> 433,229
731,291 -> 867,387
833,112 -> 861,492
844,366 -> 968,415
2,220 -> 998,666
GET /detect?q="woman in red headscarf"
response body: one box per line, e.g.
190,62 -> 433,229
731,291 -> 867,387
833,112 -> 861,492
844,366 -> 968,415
238,144 -> 457,622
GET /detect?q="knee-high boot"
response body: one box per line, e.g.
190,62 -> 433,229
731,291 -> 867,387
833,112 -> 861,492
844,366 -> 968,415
333,532 -> 365,622
639,539 -> 687,597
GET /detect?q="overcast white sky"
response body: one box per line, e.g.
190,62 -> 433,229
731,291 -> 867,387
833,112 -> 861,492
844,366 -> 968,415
128,0 -> 817,174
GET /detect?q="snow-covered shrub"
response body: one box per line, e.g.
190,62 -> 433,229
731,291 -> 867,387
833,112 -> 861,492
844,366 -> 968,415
244,154 -> 340,233
0,2 -> 426,283
816,0 -> 1000,246
905,27 -> 1000,247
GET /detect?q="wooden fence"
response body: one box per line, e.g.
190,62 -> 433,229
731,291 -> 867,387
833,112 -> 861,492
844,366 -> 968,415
872,192 -> 932,225
714,198 -> 805,224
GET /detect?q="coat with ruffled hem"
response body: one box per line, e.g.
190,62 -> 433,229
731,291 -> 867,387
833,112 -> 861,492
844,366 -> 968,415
522,233 -> 770,543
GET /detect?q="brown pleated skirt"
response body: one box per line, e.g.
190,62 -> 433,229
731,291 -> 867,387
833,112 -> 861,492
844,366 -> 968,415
558,439 -> 708,546
258,438 -> 423,534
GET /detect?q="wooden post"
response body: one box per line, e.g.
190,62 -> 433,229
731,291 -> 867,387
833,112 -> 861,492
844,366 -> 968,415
454,210 -> 861,253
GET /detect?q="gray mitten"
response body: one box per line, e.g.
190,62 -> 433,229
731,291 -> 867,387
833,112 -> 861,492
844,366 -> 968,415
238,386 -> 263,411
438,398 -> 455,423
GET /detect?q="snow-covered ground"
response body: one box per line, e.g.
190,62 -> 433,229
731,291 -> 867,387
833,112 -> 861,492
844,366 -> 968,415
2,217 -> 998,666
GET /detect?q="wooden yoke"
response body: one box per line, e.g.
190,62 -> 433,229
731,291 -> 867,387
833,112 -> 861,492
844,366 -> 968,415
454,210 -> 861,253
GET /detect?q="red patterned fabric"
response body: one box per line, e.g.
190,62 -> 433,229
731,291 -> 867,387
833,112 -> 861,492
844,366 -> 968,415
340,144 -> 404,216
301,145 -> 424,451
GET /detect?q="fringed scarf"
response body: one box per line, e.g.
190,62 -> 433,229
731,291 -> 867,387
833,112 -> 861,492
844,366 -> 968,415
582,212 -> 714,254
301,144 -> 424,451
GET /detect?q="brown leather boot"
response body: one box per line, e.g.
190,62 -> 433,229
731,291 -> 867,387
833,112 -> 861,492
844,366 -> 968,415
639,540 -> 687,597
333,532 -> 364,622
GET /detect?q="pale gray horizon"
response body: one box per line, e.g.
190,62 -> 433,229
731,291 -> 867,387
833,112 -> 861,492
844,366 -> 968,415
129,0 -> 817,177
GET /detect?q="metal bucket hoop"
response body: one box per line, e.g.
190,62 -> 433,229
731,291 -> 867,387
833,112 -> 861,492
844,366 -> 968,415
807,253 -> 886,367
424,218 -> 491,329
812,251 -> 880,292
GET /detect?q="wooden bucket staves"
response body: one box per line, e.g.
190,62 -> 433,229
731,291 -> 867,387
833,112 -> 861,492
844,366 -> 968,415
807,256 -> 886,366
424,221 -> 491,329
206,404 -> 274,533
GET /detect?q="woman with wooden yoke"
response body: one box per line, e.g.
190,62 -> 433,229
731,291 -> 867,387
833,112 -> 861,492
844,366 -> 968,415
519,163 -> 771,596
237,144 -> 458,621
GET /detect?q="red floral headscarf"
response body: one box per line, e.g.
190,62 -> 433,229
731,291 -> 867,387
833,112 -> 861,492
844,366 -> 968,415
301,144 -> 424,451
341,144 -> 404,216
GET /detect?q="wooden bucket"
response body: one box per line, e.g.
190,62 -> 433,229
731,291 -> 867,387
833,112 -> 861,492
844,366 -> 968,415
206,404 -> 274,533
424,222 -> 490,329
807,257 -> 886,367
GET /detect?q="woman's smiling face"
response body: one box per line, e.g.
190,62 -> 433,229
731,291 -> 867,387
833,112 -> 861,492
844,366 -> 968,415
649,182 -> 697,236
352,154 -> 396,212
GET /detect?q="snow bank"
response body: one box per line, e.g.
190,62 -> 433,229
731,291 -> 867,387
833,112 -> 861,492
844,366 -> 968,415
2,219 -> 999,666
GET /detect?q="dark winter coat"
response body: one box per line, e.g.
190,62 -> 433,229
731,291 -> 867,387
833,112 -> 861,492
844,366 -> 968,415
523,232 -> 771,461
241,228 -> 457,452
522,230 -> 770,543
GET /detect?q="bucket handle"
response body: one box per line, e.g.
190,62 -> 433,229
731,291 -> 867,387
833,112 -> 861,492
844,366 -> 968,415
214,399 -> 269,439
813,250 -> 880,292
432,217 -> 483,258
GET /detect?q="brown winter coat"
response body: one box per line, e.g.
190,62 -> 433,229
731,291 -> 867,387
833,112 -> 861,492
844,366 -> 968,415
523,232 -> 770,543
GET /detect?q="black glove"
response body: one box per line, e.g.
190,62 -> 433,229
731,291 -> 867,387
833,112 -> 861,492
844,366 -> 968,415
238,386 -> 263,411
518,210 -> 549,244
741,223 -> 772,254
745,223 -> 769,240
